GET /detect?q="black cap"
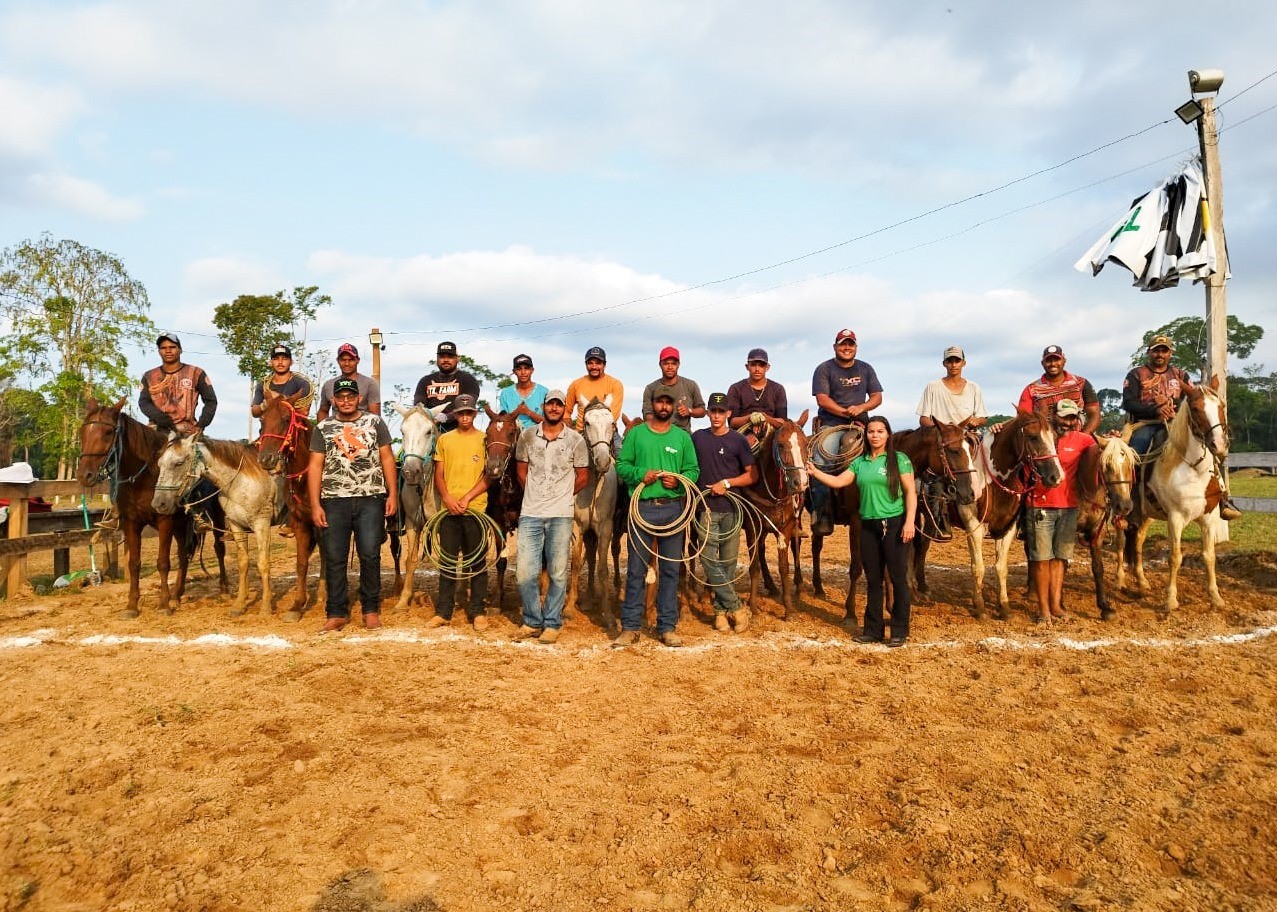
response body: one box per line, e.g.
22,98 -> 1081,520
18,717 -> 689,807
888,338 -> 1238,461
157,331 -> 181,348
270,343 -> 292,358
332,378 -> 360,396
1042,344 -> 1065,359
512,353 -> 533,369
585,346 -> 606,363
652,389 -> 676,402
707,392 -> 729,410
437,341 -> 458,357
746,348 -> 768,364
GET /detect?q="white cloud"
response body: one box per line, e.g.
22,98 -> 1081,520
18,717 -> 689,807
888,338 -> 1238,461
0,77 -> 82,158
22,171 -> 144,221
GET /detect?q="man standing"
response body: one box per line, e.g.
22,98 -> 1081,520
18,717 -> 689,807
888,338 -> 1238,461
1023,399 -> 1094,624
614,389 -> 700,647
428,394 -> 491,630
251,343 -> 315,418
916,346 -> 987,429
692,393 -> 758,633
498,353 -> 548,429
414,341 -> 481,433
307,378 -> 398,631
316,343 -> 381,421
513,390 -> 590,643
565,346 -> 625,429
1017,345 -> 1100,434
809,328 -> 882,534
139,331 -> 217,435
726,348 -> 788,441
642,346 -> 706,431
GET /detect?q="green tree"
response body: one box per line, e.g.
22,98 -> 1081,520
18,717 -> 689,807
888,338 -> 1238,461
1095,387 -> 1125,434
1130,315 -> 1264,375
212,286 -> 332,383
0,234 -> 154,478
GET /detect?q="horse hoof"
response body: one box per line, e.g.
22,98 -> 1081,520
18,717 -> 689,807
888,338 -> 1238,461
1100,609 -> 1116,622
157,607 -> 175,617
118,608 -> 140,620
283,611 -> 302,623
229,607 -> 246,617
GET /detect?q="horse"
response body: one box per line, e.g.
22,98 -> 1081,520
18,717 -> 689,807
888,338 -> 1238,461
740,411 -> 810,618
1118,379 -> 1229,614
255,391 -> 324,621
483,405 -> 525,609
153,433 -> 277,616
808,422 -> 865,621
893,420 -> 977,601
77,397 -> 227,618
1070,435 -> 1137,620
913,409 -> 1062,619
566,397 -> 619,626
391,403 -> 445,611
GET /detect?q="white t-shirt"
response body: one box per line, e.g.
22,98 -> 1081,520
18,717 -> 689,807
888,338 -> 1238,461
916,378 -> 988,425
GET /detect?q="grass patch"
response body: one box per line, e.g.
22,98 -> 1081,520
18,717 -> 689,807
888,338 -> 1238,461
1230,474 -> 1277,498
1142,511 -> 1276,552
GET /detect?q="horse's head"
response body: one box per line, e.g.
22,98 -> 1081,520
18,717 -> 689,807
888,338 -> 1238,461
582,398 -> 618,473
773,411 -> 810,494
1187,377 -> 1229,460
1095,435 -> 1137,517
997,408 -> 1062,488
152,432 -> 202,515
78,396 -> 127,485
933,419 -> 977,505
256,391 -> 306,473
396,403 -> 442,486
483,408 -> 520,481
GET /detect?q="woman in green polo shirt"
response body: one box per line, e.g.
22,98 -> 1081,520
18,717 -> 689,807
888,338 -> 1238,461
807,416 -> 917,647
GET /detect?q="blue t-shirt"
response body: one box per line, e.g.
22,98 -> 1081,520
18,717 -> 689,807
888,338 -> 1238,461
812,358 -> 883,426
849,451 -> 913,520
692,428 -> 755,512
498,383 -> 549,429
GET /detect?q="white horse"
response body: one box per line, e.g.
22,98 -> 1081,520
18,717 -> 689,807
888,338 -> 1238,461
566,396 -> 619,626
392,403 -> 446,611
153,433 -> 277,616
1119,378 -> 1229,614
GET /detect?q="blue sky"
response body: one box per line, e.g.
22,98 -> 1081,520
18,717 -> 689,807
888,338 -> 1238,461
2,0 -> 1275,440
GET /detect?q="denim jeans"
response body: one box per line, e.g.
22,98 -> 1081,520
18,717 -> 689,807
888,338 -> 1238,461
698,509 -> 742,614
320,495 -> 385,619
622,499 -> 685,634
436,513 -> 488,620
1129,422 -> 1166,455
516,515 -> 574,629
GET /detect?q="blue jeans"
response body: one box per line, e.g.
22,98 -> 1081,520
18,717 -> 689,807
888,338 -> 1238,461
698,509 -> 742,614
516,515 -> 574,630
320,495 -> 386,619
1129,422 -> 1166,455
622,499 -> 685,634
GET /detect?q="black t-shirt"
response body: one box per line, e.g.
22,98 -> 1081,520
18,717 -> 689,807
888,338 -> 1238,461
413,370 -> 480,427
725,378 -> 788,421
692,428 -> 755,512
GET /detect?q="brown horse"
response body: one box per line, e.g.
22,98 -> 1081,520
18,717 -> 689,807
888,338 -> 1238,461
809,422 -> 864,621
483,406 -> 524,610
255,392 -> 325,621
77,397 -> 227,618
740,411 -> 810,618
915,409 -> 1062,619
894,420 -> 977,601
1071,436 -> 1137,620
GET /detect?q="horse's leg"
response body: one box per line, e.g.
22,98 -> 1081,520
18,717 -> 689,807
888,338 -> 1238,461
759,537 -> 778,596
394,525 -> 421,612
229,531 -> 250,616
172,518 -> 191,607
845,519 -> 862,624
598,517 -> 613,623
388,529 -> 402,592
1090,533 -> 1114,620
1200,515 -> 1224,608
121,521 -> 143,619
214,531 -> 229,594
810,531 -> 825,597
286,521 -> 312,621
993,531 -> 1014,619
789,534 -> 802,605
777,538 -> 790,620
257,522 -> 274,616
155,518 -> 174,616
566,528 -> 583,618
967,524 -> 988,619
1164,513 -> 1185,616
1132,519 -> 1152,594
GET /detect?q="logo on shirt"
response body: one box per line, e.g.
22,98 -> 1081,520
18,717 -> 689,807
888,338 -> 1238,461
180,378 -> 193,389
838,376 -> 863,388
428,380 -> 461,398
664,446 -> 678,455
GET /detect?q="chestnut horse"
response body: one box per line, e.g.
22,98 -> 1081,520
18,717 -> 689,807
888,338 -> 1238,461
1071,436 -> 1137,620
77,397 -> 227,618
740,411 -> 810,618
483,406 -> 525,609
809,422 -> 864,621
895,420 -> 977,601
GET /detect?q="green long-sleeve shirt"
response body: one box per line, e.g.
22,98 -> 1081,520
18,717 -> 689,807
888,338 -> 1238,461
616,422 -> 700,500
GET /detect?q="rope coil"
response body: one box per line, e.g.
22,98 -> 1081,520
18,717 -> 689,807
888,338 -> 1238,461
421,507 -> 506,580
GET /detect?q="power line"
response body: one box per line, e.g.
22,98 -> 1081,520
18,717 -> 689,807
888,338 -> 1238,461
1216,66 -> 1277,109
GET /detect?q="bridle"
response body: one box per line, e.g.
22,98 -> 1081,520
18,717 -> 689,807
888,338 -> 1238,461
982,421 -> 1059,497
80,414 -> 147,496
254,400 -> 310,479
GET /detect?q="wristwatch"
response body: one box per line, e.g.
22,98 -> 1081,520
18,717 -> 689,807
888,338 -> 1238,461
723,480 -> 732,490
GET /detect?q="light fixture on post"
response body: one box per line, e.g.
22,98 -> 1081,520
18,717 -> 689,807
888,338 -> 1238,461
1174,98 -> 1203,124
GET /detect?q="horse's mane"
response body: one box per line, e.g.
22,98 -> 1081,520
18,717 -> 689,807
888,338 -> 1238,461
202,435 -> 270,477
1164,388 -> 1197,461
116,410 -> 166,455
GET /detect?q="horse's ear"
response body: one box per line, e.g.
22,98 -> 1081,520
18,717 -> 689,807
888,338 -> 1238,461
484,403 -> 499,420
603,394 -> 613,408
1209,374 -> 1220,391
166,429 -> 180,442
429,405 -> 448,421
286,390 -> 304,404
393,403 -> 409,418
795,409 -> 809,429
579,395 -> 590,411
112,396 -> 127,412
264,388 -> 279,401
620,412 -> 630,426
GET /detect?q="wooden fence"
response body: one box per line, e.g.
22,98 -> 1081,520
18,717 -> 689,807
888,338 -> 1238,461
1,480 -> 113,598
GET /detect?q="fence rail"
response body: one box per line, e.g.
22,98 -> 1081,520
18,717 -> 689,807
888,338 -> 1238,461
2,480 -> 112,598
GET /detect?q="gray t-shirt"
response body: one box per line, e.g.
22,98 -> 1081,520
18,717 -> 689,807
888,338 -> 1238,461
515,424 -> 588,518
309,413 -> 392,499
318,372 -> 381,414
641,376 -> 705,431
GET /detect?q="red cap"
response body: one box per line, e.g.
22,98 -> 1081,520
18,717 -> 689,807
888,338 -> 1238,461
337,343 -> 359,358
659,346 -> 680,362
835,329 -> 857,344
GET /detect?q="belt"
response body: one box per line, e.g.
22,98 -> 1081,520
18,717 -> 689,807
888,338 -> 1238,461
643,497 -> 686,507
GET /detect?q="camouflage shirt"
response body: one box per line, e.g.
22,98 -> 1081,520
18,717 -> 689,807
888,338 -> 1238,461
309,413 -> 392,499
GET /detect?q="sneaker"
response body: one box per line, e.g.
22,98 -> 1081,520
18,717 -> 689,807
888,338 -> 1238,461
425,615 -> 449,628
514,624 -> 542,641
472,615 -> 489,631
322,617 -> 348,632
362,612 -> 382,629
611,629 -> 639,648
539,627 -> 560,644
1220,499 -> 1242,521
660,631 -> 682,648
714,614 -> 730,632
732,609 -> 751,633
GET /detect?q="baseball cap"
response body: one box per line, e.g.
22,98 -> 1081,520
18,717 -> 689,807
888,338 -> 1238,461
544,389 -> 567,405
707,392 -> 729,410
512,353 -> 534,369
1148,334 -> 1175,351
1055,399 -> 1081,417
157,331 -> 181,348
746,348 -> 769,364
437,341 -> 458,357
449,394 -> 478,413
337,343 -> 359,358
270,344 -> 292,358
943,346 -> 965,361
835,329 -> 857,344
1042,345 -> 1065,359
585,346 -> 607,363
651,389 -> 676,402
332,378 -> 360,397
659,346 -> 680,362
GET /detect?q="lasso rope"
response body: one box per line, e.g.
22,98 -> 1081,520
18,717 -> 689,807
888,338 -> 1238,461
808,425 -> 862,471
421,507 -> 506,580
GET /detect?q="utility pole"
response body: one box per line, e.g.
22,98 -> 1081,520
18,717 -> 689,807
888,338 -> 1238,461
370,328 -> 383,388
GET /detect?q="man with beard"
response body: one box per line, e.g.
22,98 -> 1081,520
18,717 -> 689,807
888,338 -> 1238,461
565,346 -> 625,430
414,341 -> 481,433
1017,344 -> 1100,434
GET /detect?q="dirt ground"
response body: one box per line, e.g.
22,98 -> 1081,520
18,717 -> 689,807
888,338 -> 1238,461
3,527 -> 1276,912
